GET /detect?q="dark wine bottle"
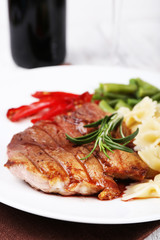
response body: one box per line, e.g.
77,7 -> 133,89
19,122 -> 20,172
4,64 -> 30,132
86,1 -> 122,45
8,0 -> 66,68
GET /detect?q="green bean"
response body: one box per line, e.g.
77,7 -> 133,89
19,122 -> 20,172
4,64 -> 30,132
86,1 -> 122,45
127,98 -> 141,107
103,92 -> 127,99
92,92 -> 126,100
94,87 -> 103,95
115,100 -> 131,110
94,79 -> 159,112
99,100 -> 115,113
92,94 -> 105,101
108,99 -> 120,107
129,78 -> 159,98
100,83 -> 137,95
137,87 -> 159,98
130,78 -> 158,90
129,78 -> 138,86
151,92 -> 160,101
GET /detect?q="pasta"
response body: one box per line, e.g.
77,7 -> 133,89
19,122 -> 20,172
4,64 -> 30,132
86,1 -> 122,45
124,97 -> 157,132
117,94 -> 160,200
138,146 -> 160,172
121,96 -> 160,173
134,118 -> 160,151
155,104 -> 160,118
122,174 -> 160,201
117,106 -> 130,117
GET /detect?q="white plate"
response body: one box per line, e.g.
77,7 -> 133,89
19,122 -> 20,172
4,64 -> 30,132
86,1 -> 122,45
1,65 -> 160,224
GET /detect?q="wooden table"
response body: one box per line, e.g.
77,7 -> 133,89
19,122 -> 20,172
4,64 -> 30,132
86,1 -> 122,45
1,202 -> 160,240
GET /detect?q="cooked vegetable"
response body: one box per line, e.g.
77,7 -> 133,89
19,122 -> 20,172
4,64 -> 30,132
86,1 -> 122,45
151,92 -> 160,101
31,101 -> 75,123
99,100 -> 115,113
129,78 -> 159,98
99,83 -> 137,95
127,98 -> 140,107
108,99 -> 120,107
7,78 -> 160,124
94,78 -> 160,113
93,92 -> 127,101
66,112 -> 139,159
32,91 -> 80,100
7,99 -> 60,122
7,91 -> 93,123
115,100 -> 131,110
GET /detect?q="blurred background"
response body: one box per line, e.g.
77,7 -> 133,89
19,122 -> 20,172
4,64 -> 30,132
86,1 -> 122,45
0,0 -> 160,72
67,0 -> 160,71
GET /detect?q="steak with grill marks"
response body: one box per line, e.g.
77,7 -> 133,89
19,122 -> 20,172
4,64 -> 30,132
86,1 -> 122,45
5,103 -> 149,200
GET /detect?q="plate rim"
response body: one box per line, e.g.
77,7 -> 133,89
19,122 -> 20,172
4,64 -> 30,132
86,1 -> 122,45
1,65 -> 160,224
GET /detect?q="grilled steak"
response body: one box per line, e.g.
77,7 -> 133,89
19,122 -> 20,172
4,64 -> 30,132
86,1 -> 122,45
5,103 -> 149,200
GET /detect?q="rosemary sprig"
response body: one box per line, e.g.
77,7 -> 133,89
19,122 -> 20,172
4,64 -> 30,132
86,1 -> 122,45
66,113 -> 138,160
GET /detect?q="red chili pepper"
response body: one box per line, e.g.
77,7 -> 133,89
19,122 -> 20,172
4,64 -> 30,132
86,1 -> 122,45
31,101 -> 75,123
7,99 -> 65,122
79,92 -> 93,102
32,91 -> 80,100
7,91 -> 94,123
7,105 -> 28,120
32,91 -> 93,103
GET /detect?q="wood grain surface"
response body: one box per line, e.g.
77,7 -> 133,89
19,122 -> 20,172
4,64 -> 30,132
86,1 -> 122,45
0,203 -> 160,240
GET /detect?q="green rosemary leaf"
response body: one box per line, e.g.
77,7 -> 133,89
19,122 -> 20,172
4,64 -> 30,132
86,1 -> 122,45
109,114 -> 123,132
84,119 -> 103,128
80,139 -> 99,160
119,120 -> 125,138
104,138 -> 134,153
102,143 -> 114,153
100,144 -> 111,159
66,111 -> 136,159
74,130 -> 98,140
98,116 -> 109,133
66,132 -> 98,145
110,128 -> 139,144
